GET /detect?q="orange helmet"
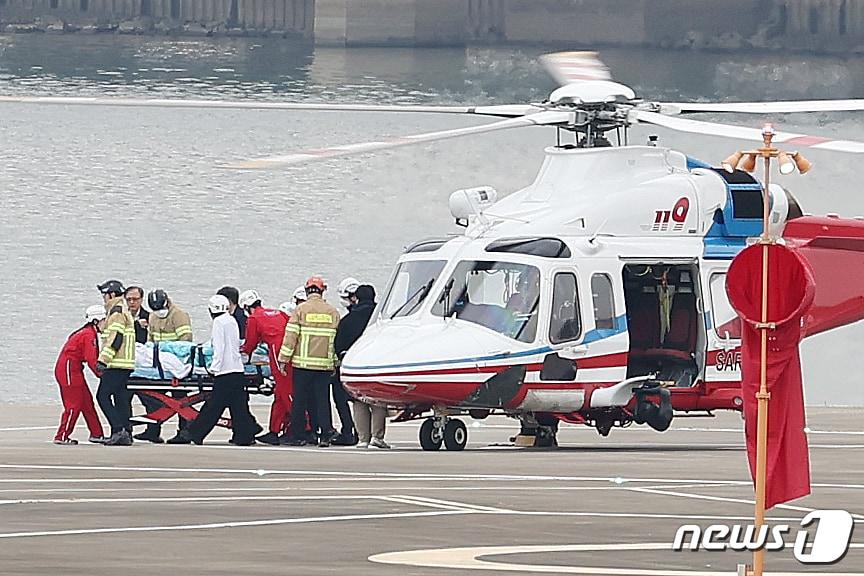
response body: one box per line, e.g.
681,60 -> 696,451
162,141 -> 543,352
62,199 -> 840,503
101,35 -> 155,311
305,276 -> 327,291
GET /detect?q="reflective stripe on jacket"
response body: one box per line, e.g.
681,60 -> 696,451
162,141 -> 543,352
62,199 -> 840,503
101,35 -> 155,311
98,297 -> 136,369
277,294 -> 339,371
148,304 -> 193,342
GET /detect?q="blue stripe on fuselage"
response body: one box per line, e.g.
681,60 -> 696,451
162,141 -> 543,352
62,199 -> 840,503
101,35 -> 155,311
343,314 -> 628,371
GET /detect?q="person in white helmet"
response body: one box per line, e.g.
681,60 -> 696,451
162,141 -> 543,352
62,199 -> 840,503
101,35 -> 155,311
168,295 -> 256,445
53,305 -> 108,445
328,277 -> 362,445
239,289 -> 293,445
337,277 -> 361,307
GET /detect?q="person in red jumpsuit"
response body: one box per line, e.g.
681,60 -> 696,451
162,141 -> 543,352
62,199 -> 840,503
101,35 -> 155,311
239,289 -> 292,445
54,305 -> 108,444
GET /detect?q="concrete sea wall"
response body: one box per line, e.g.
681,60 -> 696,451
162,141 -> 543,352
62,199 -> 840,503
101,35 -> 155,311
0,0 -> 862,52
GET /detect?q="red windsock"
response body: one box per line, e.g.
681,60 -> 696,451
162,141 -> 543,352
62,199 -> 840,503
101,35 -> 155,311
726,243 -> 814,509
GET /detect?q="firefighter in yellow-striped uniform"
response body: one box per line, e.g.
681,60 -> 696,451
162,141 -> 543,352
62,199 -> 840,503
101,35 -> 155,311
95,280 -> 137,446
146,289 -> 193,342
278,276 -> 340,447
135,289 -> 193,444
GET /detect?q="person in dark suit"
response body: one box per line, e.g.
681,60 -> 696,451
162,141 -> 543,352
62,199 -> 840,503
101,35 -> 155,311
124,286 -> 149,345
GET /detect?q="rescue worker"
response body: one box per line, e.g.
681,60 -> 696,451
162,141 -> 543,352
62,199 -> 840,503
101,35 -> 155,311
278,277 -> 339,447
137,289 -> 193,443
216,285 -> 263,442
239,289 -> 292,445
328,277 -> 362,446
125,286 -> 149,345
338,285 -> 390,449
95,280 -> 137,446
146,290 -> 193,342
53,305 -> 108,445
167,295 -> 256,445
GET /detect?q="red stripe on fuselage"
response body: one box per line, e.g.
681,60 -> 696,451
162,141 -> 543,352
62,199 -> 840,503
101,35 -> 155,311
341,351 -> 628,380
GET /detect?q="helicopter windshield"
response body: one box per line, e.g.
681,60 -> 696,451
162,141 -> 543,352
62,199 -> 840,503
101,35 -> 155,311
431,261 -> 541,343
379,260 -> 447,319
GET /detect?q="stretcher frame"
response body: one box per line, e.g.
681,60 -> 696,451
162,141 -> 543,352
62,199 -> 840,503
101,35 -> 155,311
127,365 -> 273,430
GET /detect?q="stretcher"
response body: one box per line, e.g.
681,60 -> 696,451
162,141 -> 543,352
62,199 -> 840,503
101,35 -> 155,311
128,342 -> 274,430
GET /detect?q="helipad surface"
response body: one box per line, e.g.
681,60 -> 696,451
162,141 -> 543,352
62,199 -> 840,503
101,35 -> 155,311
0,405 -> 861,575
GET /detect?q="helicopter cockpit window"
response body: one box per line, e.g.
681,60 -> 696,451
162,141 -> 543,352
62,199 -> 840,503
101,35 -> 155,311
431,261 -> 541,343
550,273 -> 582,344
709,273 -> 741,340
380,260 -> 447,319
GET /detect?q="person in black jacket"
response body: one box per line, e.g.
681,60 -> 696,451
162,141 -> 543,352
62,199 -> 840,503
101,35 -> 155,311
328,283 -> 367,445
125,286 -> 149,345
335,285 -> 389,449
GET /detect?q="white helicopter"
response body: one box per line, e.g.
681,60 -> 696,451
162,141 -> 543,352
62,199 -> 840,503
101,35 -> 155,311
7,52 -> 864,450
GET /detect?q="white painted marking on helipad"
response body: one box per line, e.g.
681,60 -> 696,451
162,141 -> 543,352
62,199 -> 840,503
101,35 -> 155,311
369,542 -> 864,575
628,487 -> 864,520
2,464 -> 864,491
0,509 -> 474,539
0,426 -> 55,432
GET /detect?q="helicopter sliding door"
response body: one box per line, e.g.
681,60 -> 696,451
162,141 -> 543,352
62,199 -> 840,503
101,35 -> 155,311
622,262 -> 704,387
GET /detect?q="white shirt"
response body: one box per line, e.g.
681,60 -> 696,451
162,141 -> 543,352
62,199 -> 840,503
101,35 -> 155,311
210,313 -> 243,376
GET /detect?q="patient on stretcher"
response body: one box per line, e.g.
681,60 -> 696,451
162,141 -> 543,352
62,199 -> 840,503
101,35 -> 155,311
132,342 -> 271,380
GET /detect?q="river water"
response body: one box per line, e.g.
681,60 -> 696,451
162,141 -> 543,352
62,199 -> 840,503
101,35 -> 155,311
1,35 -> 863,405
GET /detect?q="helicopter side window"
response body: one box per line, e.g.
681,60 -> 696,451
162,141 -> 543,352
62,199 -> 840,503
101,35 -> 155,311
591,273 -> 616,331
432,261 -> 540,343
379,260 -> 447,319
550,273 -> 581,344
709,273 -> 741,340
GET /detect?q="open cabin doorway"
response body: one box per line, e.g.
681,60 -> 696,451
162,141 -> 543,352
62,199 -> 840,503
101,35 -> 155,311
622,262 -> 704,387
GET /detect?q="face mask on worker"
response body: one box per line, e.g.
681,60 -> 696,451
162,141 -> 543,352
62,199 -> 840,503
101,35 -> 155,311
154,308 -> 170,319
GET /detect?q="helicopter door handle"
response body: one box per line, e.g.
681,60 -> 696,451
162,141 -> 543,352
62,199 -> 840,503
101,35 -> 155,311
719,331 -> 737,351
558,344 -> 589,359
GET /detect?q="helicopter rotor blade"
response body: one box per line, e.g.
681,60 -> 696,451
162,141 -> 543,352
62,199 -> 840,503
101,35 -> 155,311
660,99 -> 864,115
540,51 -> 613,86
224,110 -> 573,169
0,95 -> 540,118
633,110 -> 864,154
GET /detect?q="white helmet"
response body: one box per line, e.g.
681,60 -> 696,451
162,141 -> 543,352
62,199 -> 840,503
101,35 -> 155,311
238,289 -> 261,309
278,301 -> 295,316
85,305 -> 106,323
337,277 -> 361,299
292,286 -> 308,303
208,294 -> 231,315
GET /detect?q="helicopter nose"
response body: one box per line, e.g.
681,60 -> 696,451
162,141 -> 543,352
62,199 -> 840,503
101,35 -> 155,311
344,321 -> 512,370
341,321 -> 523,406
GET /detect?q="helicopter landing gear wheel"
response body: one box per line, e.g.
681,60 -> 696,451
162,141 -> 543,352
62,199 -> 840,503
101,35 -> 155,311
443,418 -> 467,451
419,418 -> 443,451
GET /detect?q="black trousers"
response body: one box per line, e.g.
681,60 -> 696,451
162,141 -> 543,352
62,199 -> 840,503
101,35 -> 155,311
97,369 -> 133,435
331,369 -> 355,440
138,391 -> 188,436
186,373 -> 255,443
291,368 -> 332,440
